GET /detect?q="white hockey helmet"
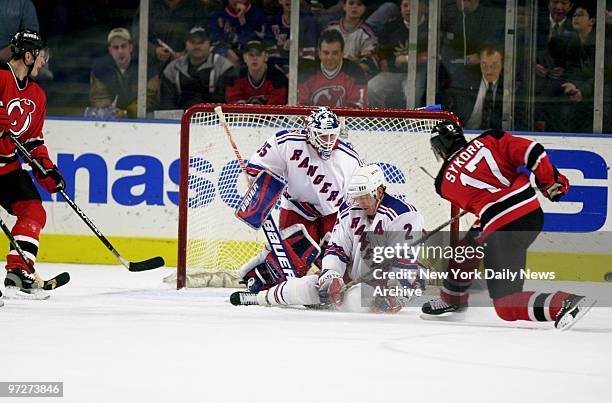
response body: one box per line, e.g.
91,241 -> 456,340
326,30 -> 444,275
348,164 -> 385,199
305,106 -> 340,160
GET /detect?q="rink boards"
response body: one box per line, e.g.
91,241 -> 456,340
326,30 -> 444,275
0,117 -> 610,281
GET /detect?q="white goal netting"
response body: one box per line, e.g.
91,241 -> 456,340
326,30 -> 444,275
175,105 -> 460,288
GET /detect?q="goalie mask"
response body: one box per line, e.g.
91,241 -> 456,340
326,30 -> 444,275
430,120 -> 466,161
305,107 -> 340,160
348,164 -> 385,205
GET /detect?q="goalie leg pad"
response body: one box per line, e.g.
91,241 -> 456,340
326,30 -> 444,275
235,170 -> 285,230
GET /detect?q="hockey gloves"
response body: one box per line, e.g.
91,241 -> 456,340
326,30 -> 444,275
317,269 -> 344,305
0,107 -> 10,133
544,169 -> 569,202
32,156 -> 65,193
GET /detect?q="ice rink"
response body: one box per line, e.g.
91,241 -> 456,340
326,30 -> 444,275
2,263 -> 611,403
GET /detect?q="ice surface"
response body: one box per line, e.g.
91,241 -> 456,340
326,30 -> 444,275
1,263 -> 611,403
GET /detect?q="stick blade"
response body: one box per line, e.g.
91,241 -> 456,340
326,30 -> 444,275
128,256 -> 165,272
42,272 -> 71,290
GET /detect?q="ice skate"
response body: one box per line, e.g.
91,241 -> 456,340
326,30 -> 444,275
3,269 -> 50,300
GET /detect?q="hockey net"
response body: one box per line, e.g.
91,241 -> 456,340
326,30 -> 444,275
174,104 -> 461,289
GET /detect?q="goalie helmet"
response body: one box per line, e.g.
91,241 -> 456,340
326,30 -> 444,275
348,164 -> 385,199
11,29 -> 47,61
305,106 -> 340,160
430,120 -> 467,161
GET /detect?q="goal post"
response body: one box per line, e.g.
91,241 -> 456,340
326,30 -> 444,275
177,104 -> 461,289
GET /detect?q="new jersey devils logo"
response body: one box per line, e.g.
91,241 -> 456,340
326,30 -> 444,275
7,98 -> 36,136
311,86 -> 346,107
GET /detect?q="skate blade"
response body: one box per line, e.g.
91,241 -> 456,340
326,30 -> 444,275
420,311 -> 467,322
557,298 -> 597,331
3,286 -> 50,300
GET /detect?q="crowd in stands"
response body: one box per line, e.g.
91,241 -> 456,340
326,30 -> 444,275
4,0 -> 611,132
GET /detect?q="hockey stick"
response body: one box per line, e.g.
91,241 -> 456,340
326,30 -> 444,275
6,133 -> 164,272
0,215 -> 70,290
214,105 -> 297,278
341,210 -> 468,292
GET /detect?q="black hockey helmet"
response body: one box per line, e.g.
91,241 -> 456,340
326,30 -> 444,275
11,29 -> 47,61
430,120 -> 467,161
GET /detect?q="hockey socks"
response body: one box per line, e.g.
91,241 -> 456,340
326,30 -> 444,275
493,291 -> 571,322
6,200 -> 46,273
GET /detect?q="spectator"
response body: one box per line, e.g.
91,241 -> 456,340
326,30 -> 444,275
534,0 -> 574,131
440,0 -> 504,85
132,0 -> 209,70
368,0 -> 428,108
265,0 -> 317,75
160,27 -> 237,110
225,40 -> 288,104
306,0 -> 344,32
324,0 -> 378,76
451,45 -> 504,130
559,1 -> 596,132
297,29 -> 368,107
537,0 -> 574,50
365,0 -> 401,35
0,0 -> 39,62
89,28 -> 160,119
208,0 -> 267,65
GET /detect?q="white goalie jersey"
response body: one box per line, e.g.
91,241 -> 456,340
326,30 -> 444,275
323,193 -> 424,282
246,130 -> 362,220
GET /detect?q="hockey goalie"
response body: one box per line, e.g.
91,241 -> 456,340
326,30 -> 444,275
231,164 -> 425,313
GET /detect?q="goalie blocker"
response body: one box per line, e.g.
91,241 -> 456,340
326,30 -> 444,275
235,169 -> 286,230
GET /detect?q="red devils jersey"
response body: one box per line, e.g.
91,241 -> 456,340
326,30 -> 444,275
225,66 -> 288,105
435,130 -> 559,234
297,59 -> 367,107
0,63 -> 50,175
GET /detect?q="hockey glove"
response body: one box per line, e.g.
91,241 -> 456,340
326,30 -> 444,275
0,107 -> 10,133
317,269 -> 344,305
371,295 -> 403,314
545,170 -> 569,202
32,156 -> 65,193
464,220 -> 483,246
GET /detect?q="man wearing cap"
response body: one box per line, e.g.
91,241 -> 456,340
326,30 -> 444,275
160,27 -> 237,109
89,28 -> 160,118
225,40 -> 287,105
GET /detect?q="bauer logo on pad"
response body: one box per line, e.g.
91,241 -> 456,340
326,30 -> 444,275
236,170 -> 286,230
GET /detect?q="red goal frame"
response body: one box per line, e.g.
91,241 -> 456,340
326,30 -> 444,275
178,104 -> 462,289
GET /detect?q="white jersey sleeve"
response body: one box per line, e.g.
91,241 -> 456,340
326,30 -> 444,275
321,207 -> 353,277
245,132 -> 288,178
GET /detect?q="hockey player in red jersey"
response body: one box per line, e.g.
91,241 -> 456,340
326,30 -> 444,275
0,30 -> 64,300
422,120 -> 595,330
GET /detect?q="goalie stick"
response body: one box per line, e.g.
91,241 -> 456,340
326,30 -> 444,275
0,215 -> 70,290
214,106 -> 297,278
5,132 -> 164,272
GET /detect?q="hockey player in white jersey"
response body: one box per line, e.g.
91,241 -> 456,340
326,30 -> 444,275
231,164 -> 424,313
239,106 -> 362,292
